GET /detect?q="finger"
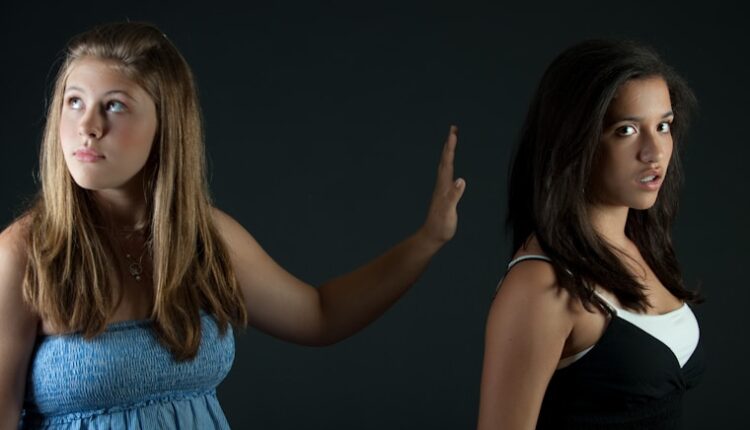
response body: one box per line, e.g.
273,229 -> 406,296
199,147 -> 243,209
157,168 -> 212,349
449,177 -> 467,205
437,125 -> 458,189
441,125 -> 457,168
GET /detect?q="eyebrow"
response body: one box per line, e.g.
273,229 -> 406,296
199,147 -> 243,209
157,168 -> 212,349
612,110 -> 675,123
64,86 -> 138,102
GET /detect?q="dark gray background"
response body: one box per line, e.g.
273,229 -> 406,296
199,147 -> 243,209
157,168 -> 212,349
2,1 -> 747,428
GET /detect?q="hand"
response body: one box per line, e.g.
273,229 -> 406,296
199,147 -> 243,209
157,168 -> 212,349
420,125 -> 466,245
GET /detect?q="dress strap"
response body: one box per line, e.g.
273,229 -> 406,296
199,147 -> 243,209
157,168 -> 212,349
495,255 -> 553,298
506,254 -> 552,271
592,290 -> 619,315
504,255 -> 618,318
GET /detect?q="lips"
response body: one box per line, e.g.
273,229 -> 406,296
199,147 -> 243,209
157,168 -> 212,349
637,169 -> 663,190
73,148 -> 105,162
638,168 -> 662,182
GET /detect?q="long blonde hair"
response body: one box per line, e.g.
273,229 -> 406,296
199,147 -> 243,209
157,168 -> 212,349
23,22 -> 247,360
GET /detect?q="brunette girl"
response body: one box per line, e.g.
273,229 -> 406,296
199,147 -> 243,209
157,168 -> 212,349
478,40 -> 704,429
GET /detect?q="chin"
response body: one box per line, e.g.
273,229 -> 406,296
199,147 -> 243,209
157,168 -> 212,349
69,173 -> 123,191
629,197 -> 659,211
71,180 -> 111,191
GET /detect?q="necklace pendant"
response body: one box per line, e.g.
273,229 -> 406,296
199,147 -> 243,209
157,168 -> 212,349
128,262 -> 143,281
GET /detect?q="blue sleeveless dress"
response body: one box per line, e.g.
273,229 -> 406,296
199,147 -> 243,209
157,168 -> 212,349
19,312 -> 234,429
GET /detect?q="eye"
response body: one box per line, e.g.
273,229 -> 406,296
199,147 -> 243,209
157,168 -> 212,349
615,125 -> 637,137
657,121 -> 672,133
106,100 -> 127,113
67,97 -> 83,110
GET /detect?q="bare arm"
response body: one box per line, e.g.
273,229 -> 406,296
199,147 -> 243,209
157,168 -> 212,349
0,221 -> 38,428
477,261 -> 574,430
215,126 -> 465,345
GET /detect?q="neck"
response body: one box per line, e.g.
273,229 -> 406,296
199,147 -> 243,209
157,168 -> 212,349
92,171 -> 149,232
587,203 -> 630,248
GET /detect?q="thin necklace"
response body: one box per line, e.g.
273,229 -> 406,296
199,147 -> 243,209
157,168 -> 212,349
117,229 -> 148,282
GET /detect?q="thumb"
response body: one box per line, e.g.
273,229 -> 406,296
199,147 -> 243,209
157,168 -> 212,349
449,178 -> 466,205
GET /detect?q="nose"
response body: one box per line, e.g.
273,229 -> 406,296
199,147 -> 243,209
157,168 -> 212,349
638,129 -> 666,165
78,107 -> 104,140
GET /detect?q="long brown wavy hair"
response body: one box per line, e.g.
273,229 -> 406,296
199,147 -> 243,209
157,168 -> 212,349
507,39 -> 701,312
22,22 -> 247,360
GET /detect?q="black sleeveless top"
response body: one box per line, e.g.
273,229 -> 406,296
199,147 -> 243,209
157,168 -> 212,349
506,256 -> 706,429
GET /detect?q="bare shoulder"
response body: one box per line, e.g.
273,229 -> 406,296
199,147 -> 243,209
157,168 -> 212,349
210,206 -> 230,223
209,207 -> 264,259
499,233 -> 560,303
210,206 -> 232,231
0,216 -> 33,306
491,235 -> 575,334
211,207 -> 250,239
0,215 -> 38,328
495,258 -> 570,318
0,216 -> 32,279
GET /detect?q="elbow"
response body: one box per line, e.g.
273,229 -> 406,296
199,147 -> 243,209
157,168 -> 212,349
305,337 -> 340,348
301,315 -> 352,347
288,333 -> 343,348
305,325 -> 347,347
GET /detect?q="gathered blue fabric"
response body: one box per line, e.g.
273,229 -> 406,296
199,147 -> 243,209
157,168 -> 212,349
20,312 -> 234,429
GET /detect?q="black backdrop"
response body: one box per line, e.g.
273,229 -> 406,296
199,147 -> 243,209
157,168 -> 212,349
2,1 -> 747,428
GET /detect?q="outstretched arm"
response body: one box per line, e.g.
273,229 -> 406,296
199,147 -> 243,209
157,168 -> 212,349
216,126 -> 465,345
